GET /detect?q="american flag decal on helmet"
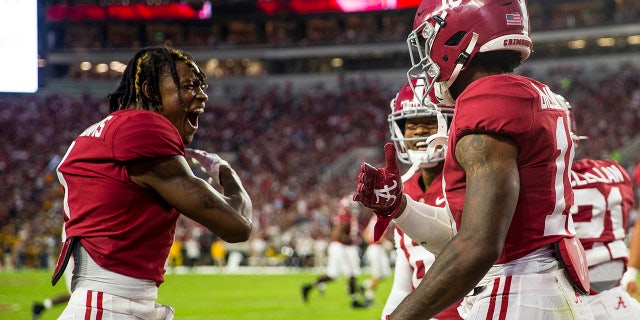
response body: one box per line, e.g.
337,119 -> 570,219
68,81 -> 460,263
506,13 -> 522,26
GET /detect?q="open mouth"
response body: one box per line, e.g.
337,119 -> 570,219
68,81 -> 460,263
186,109 -> 203,128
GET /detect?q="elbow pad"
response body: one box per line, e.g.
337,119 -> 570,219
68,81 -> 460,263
393,197 -> 455,256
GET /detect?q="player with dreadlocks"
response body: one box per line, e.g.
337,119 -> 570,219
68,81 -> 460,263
53,46 -> 252,319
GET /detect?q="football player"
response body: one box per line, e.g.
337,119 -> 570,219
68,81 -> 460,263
362,213 -> 392,306
354,1 -> 593,319
301,196 -> 369,308
33,237 -> 71,320
380,79 -> 461,320
559,93 -> 640,319
54,46 -> 252,319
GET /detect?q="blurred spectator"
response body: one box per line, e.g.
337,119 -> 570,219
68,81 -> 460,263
210,237 -> 227,267
1,60 -> 640,269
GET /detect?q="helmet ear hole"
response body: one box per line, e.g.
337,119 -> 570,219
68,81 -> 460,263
445,31 -> 466,46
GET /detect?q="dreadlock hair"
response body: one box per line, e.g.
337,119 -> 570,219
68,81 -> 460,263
108,46 -> 206,113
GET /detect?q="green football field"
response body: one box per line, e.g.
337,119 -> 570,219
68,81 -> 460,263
0,269 -> 393,320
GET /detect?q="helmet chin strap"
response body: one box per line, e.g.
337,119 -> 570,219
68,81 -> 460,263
436,32 -> 480,106
401,161 -> 421,183
435,83 -> 455,106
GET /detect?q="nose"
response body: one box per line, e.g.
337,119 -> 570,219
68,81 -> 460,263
196,86 -> 208,101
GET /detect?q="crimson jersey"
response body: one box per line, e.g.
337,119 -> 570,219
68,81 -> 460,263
444,74 -> 575,264
56,110 -> 185,285
396,171 -> 461,320
332,210 -> 357,245
633,163 -> 640,186
571,159 -> 634,264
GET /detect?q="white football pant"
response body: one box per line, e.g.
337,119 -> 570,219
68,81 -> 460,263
58,288 -> 174,320
460,269 -> 593,320
584,286 -> 640,320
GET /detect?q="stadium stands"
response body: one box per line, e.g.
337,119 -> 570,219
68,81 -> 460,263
1,0 -> 639,269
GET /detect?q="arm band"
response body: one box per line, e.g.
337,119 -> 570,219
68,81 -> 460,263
393,197 -> 455,256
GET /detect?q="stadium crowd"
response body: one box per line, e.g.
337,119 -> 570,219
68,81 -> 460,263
44,0 -> 640,52
1,60 -> 640,270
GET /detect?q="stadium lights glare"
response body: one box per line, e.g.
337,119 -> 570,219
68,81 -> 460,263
109,61 -> 127,73
96,63 -> 109,73
246,61 -> 263,76
596,37 -> 615,47
80,62 -> 92,71
331,58 -> 343,68
628,35 -> 640,45
567,39 -> 586,49
204,59 -> 222,77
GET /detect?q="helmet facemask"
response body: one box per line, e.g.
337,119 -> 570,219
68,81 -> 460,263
406,110 -> 449,168
408,11 -> 481,106
407,15 -> 442,106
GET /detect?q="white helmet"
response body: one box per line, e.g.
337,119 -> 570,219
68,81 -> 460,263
388,78 -> 453,168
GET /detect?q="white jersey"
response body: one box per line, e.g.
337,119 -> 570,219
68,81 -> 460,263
571,159 -> 640,319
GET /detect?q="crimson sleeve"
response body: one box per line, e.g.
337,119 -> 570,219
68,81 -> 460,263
112,111 -> 185,161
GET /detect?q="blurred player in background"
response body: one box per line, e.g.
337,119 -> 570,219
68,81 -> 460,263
558,94 -> 640,319
33,252 -> 71,320
32,292 -> 70,320
362,214 -> 392,306
380,80 -> 461,319
354,0 -> 593,318
33,203 -> 72,319
301,196 -> 369,308
54,46 -> 252,319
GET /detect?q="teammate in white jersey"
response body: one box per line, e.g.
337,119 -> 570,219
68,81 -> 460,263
362,215 -> 392,305
559,93 -> 640,319
380,80 -> 461,319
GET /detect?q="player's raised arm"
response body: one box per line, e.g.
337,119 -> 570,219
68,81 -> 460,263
354,143 -> 454,254
128,153 -> 252,243
354,143 -> 405,241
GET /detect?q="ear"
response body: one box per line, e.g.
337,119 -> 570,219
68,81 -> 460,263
141,81 -> 162,111
141,81 -> 153,100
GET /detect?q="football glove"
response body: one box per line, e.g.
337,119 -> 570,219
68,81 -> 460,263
185,148 -> 229,186
353,142 -> 404,241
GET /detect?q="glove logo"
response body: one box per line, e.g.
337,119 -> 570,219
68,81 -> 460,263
374,180 -> 398,206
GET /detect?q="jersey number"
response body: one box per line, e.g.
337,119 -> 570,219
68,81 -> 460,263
572,187 -> 624,240
544,117 -> 573,236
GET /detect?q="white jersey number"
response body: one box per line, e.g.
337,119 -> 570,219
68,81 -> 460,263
572,186 -> 625,241
544,116 -> 574,236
